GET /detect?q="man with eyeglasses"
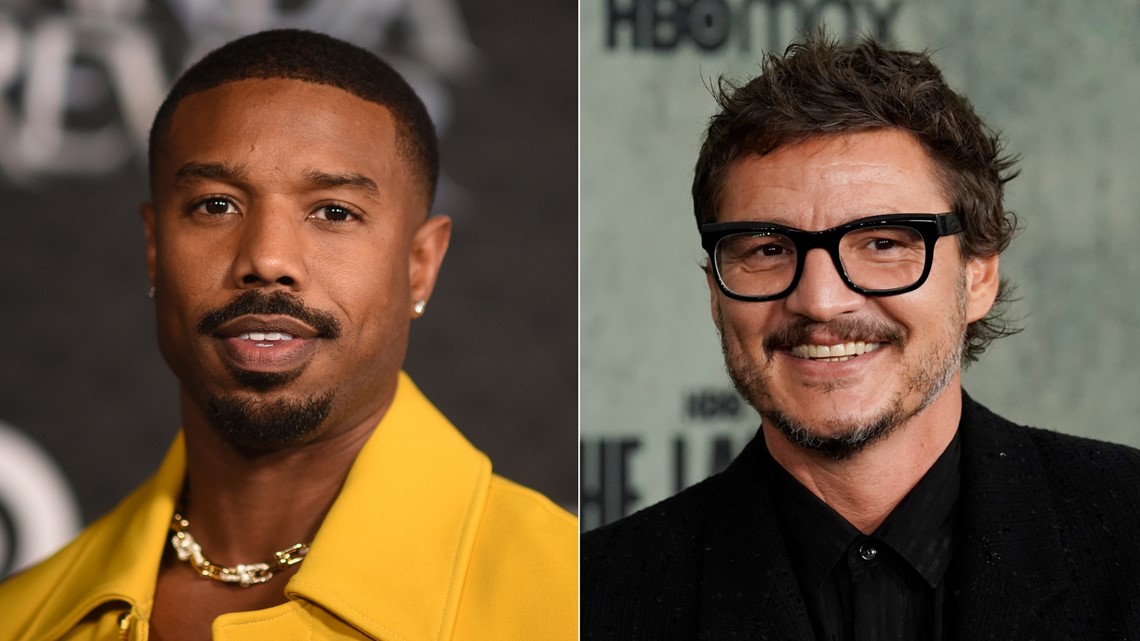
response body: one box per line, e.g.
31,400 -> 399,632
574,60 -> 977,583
582,34 -> 1140,640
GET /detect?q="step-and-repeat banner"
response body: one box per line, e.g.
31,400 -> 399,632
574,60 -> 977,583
0,0 -> 576,577
582,0 -> 1140,531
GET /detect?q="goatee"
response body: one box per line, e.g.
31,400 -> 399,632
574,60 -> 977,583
197,289 -> 342,449
205,392 -> 334,450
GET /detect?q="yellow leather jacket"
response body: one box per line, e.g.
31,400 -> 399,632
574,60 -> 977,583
0,373 -> 577,640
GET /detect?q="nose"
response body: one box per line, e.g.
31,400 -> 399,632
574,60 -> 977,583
782,247 -> 864,321
230,206 -> 307,290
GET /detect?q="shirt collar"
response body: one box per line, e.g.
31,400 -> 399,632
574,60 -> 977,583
875,432 -> 960,587
767,430 -> 961,593
766,446 -> 858,593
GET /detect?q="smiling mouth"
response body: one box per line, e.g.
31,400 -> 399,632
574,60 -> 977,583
790,341 -> 883,362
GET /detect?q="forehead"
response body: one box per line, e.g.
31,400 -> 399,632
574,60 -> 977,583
154,78 -> 416,203
717,129 -> 950,230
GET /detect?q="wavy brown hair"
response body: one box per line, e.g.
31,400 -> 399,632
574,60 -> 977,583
693,33 -> 1020,363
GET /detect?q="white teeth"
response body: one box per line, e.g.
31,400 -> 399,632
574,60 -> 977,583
791,341 -> 882,360
236,332 -> 294,342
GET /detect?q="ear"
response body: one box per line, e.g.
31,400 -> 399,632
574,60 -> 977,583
964,253 -> 1000,323
408,214 -> 452,317
140,203 -> 157,288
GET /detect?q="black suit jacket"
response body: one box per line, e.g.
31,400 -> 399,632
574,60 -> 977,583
582,394 -> 1140,640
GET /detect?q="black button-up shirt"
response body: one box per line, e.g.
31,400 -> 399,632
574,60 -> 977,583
767,433 -> 961,641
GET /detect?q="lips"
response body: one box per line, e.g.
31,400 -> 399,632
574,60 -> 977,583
214,315 -> 320,340
212,315 -> 322,373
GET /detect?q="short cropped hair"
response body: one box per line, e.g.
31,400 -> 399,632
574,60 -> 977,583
148,29 -> 438,204
693,33 -> 1020,363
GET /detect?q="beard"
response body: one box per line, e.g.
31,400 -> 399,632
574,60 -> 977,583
196,289 -> 343,450
718,275 -> 968,460
205,391 -> 335,450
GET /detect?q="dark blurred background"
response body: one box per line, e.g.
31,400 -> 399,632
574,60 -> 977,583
0,0 -> 575,577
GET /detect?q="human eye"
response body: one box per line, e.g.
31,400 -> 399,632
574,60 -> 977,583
844,226 -> 924,261
189,196 -> 239,216
720,233 -> 796,271
757,242 -> 789,256
307,203 -> 361,223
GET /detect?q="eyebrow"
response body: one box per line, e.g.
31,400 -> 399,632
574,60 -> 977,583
173,163 -> 380,198
174,161 -> 250,185
302,169 -> 380,198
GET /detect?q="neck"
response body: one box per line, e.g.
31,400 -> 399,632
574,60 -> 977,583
763,380 -> 962,534
175,388 -> 393,563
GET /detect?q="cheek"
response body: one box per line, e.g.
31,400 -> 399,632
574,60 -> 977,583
314,242 -> 411,323
336,273 -> 401,323
154,239 -> 229,324
718,300 -> 781,350
878,269 -> 968,345
155,225 -> 233,284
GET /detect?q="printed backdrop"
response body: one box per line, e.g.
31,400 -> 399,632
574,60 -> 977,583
0,0 -> 576,576
582,0 -> 1140,531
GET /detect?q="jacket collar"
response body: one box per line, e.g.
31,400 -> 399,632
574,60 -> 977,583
695,433 -> 817,641
23,372 -> 490,641
285,372 -> 492,641
950,392 -> 1072,640
21,434 -> 183,639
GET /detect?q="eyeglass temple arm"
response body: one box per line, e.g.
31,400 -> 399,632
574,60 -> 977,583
937,213 -> 963,235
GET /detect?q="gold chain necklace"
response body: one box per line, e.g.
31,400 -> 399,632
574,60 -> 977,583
169,512 -> 310,587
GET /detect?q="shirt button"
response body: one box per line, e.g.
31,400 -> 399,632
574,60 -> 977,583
858,542 -> 878,561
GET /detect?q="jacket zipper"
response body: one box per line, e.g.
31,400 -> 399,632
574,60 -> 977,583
118,611 -> 132,641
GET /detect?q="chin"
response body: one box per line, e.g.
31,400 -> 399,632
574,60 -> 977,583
764,400 -> 903,460
204,390 -> 335,450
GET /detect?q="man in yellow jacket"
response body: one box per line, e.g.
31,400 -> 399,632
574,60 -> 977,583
0,29 -> 576,640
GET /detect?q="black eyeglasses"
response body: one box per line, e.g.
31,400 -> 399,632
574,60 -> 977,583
700,213 -> 963,301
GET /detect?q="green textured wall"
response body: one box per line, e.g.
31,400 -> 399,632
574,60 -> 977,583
581,0 -> 1140,529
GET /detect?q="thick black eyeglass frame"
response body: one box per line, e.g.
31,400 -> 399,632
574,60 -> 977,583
700,212 -> 963,302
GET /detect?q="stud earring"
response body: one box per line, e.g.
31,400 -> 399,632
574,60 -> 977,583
413,300 -> 426,316
148,286 -> 156,299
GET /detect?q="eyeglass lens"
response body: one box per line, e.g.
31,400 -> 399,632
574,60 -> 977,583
715,225 -> 927,297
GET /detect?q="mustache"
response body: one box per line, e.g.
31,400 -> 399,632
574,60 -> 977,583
762,316 -> 905,354
196,290 -> 342,339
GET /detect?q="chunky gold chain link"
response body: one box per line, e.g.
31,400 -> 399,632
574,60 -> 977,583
169,512 -> 310,587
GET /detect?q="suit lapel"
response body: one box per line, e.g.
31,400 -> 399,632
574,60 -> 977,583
951,395 -> 1073,641
695,436 -> 816,641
